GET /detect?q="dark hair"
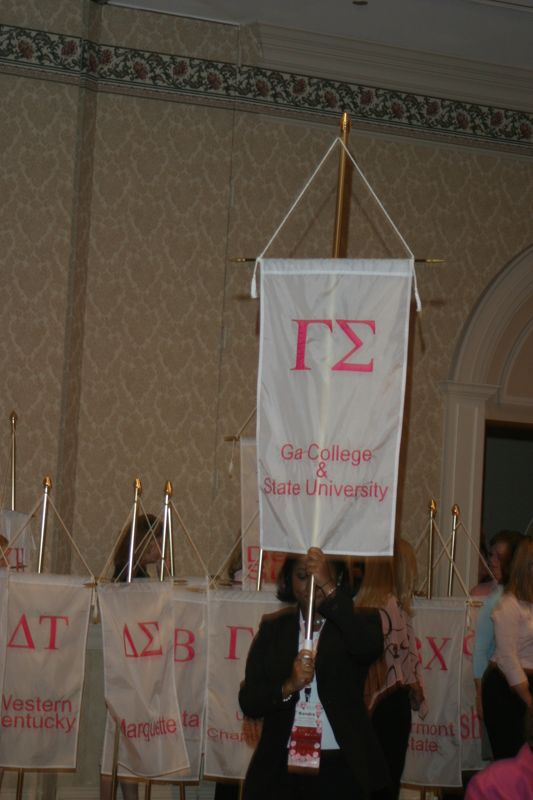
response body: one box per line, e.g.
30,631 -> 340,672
276,555 -> 351,603
113,513 -> 163,581
490,530 -> 524,586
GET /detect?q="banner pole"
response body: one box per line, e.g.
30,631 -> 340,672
111,716 -> 120,800
448,504 -> 460,596
305,112 -> 352,643
255,548 -> 264,591
427,498 -> 437,599
37,476 -> 52,574
127,478 -> 142,583
10,410 -> 17,511
15,770 -> 23,800
20,476 -> 52,800
160,481 -> 172,581
332,111 -> 351,258
167,499 -> 175,578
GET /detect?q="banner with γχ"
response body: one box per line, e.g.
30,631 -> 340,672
257,258 -> 412,556
0,573 -> 92,768
403,598 -> 466,787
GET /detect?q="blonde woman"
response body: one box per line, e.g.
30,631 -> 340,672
356,539 -> 426,800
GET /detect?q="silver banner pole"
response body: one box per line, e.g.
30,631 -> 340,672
448,504 -> 460,596
427,498 -> 437,599
167,498 -> 175,578
160,482 -> 172,581
37,476 -> 52,574
10,410 -> 17,511
127,478 -> 142,583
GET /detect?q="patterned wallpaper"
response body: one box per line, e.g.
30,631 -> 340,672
1,0 -> 533,579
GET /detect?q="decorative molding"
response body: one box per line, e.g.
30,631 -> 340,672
1,24 -> 533,153
255,24 -> 533,114
451,245 -> 533,383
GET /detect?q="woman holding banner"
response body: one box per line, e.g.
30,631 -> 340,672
483,536 -> 533,760
239,547 -> 390,800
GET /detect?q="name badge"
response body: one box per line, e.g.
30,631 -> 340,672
287,690 -> 322,774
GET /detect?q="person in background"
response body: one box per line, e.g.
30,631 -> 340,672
470,537 -> 497,597
482,536 -> 533,760
465,705 -> 533,799
239,547 -> 389,799
112,513 -> 164,581
356,539 -> 426,800
472,531 -> 523,724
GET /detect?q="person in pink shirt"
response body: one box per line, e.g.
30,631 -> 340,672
465,706 -> 533,799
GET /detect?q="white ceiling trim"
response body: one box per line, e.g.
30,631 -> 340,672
256,25 -> 533,113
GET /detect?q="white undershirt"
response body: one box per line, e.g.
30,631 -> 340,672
297,614 -> 339,750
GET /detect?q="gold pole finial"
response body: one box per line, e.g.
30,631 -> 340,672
452,503 -> 460,517
43,475 -> 52,489
10,410 -> 17,427
429,498 -> 437,515
340,111 -> 351,136
164,480 -> 173,497
133,477 -> 142,493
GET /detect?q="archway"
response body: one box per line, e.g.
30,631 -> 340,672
437,245 -> 533,594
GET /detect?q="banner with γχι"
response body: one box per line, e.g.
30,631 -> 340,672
98,581 -> 189,777
0,573 -> 92,768
257,259 -> 412,556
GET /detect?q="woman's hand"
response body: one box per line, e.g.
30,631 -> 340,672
305,547 -> 336,602
282,649 -> 315,697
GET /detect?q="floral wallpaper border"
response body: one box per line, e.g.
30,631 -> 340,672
1,23 -> 532,150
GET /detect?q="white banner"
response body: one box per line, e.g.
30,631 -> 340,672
240,437 -> 286,590
257,258 -> 412,555
0,571 -> 8,707
98,581 -> 189,778
460,602 -> 489,772
0,509 -> 35,572
0,573 -> 92,768
171,584 -> 207,781
204,589 -> 281,779
403,598 -> 465,787
101,583 -> 207,781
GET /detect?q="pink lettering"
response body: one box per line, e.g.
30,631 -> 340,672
331,320 -> 375,372
291,320 -> 332,371
7,614 -> 35,650
424,637 -> 450,671
174,628 -> 195,662
226,625 -> 254,660
39,615 -> 69,650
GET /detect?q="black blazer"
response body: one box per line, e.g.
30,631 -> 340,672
239,586 -> 390,799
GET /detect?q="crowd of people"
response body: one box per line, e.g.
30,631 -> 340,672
238,528 -> 533,800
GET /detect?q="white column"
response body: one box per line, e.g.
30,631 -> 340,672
436,381 -> 499,596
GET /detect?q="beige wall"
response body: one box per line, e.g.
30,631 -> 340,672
1,0 -> 533,580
